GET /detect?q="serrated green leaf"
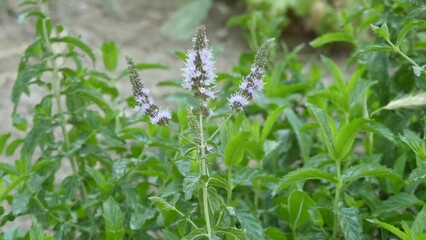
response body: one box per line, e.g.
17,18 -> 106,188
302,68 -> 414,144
367,219 -> 408,240
181,228 -> 208,240
264,227 -> 287,240
320,56 -> 345,93
0,175 -> 29,201
0,162 -> 19,176
21,122 -> 52,163
375,193 -> 423,215
183,174 -> 200,200
306,103 -> 336,159
103,197 -> 125,240
224,132 -> 250,167
288,190 -> 316,229
215,226 -> 247,240
261,106 -> 284,143
284,108 -> 311,161
30,218 -> 43,240
236,210 -> 264,240
12,191 -> 31,216
406,168 -> 426,182
396,20 -> 426,47
309,32 -> 354,48
273,168 -> 336,195
412,206 -> 426,236
130,207 -> 156,230
208,187 -> 225,213
353,44 -> 394,58
51,36 -> 96,64
343,164 -> 402,183
101,41 -> 119,71
334,118 -> 366,160
12,63 -> 45,107
338,207 -> 363,240
209,174 -> 229,191
148,196 -> 175,211
400,130 -> 426,160
364,121 -> 396,143
161,0 -> 212,40
371,22 -> 390,41
68,87 -> 112,113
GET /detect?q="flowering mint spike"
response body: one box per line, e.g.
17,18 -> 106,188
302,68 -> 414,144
183,25 -> 216,104
229,39 -> 274,112
126,55 -> 171,125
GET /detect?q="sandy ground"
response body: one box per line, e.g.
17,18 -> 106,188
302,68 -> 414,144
0,0 -> 246,134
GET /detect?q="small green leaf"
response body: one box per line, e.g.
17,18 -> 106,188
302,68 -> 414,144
12,63 -> 45,107
273,168 -> 336,195
320,56 -> 345,93
367,219 -> 408,240
0,133 -> 11,155
21,122 -> 52,163
264,227 -> 287,240
0,162 -> 20,176
334,118 -> 366,160
309,32 -> 354,48
375,193 -> 423,215
130,207 -> 156,230
103,197 -> 125,240
307,103 -> 337,159
101,41 -> 119,71
51,36 -> 96,64
288,190 -> 316,229
215,226 -> 247,240
182,173 -> 200,200
353,44 -> 394,58
261,106 -> 284,143
148,196 -> 175,211
208,187 -> 225,213
343,164 -> 402,183
223,132 -> 250,167
181,228 -> 208,240
371,22 -> 390,41
396,20 -> 426,47
30,218 -> 43,240
284,108 -> 311,161
236,210 -> 264,240
406,168 -> 426,182
338,207 -> 363,240
209,174 -> 229,191
12,191 -> 31,216
412,206 -> 426,236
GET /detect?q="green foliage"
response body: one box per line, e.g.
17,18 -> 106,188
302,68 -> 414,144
2,0 -> 426,239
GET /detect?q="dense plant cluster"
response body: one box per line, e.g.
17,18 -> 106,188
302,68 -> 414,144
1,0 -> 426,239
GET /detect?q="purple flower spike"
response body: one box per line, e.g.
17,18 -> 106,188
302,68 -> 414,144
182,25 -> 216,103
151,109 -> 172,125
229,39 -> 273,112
228,94 -> 249,112
126,55 -> 171,125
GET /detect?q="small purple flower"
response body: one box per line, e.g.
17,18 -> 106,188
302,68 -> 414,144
126,55 -> 171,125
228,94 -> 249,112
228,39 -> 273,112
151,109 -> 172,125
182,25 -> 216,102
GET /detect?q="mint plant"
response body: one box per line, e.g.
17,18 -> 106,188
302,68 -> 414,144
127,25 -> 273,239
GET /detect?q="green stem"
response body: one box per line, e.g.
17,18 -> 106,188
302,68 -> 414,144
166,124 -> 196,144
199,114 -> 212,239
208,113 -> 233,142
39,9 -> 78,176
387,40 -> 420,68
227,166 -> 233,204
173,206 -> 199,229
332,159 -> 343,240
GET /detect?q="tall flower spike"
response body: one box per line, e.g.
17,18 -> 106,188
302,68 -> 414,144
183,25 -> 216,104
229,39 -> 274,112
126,55 -> 171,125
